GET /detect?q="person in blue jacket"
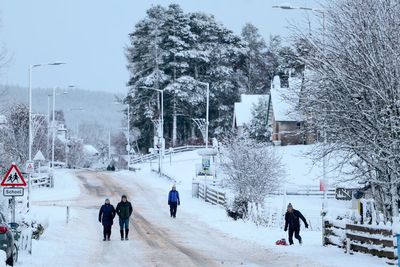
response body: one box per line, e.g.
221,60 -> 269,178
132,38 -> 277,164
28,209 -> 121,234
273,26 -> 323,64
168,185 -> 180,218
98,198 -> 116,241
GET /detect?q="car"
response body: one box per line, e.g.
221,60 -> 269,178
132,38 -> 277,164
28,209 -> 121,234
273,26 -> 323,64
0,212 -> 18,266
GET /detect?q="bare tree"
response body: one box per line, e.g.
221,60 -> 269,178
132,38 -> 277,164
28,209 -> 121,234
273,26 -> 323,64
297,0 -> 400,221
220,136 -> 284,222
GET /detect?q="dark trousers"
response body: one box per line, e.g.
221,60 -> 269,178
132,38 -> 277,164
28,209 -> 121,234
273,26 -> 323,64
288,227 -> 301,245
103,225 -> 112,239
169,202 -> 178,217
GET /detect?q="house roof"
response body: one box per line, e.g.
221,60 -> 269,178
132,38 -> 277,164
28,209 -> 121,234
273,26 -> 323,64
270,76 -> 302,122
233,94 -> 269,127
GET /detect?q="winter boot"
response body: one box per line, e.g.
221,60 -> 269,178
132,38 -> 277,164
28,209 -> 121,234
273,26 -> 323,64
120,230 -> 124,241
125,229 -> 129,240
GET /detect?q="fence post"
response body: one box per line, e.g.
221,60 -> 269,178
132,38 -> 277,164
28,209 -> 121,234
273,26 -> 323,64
346,237 -> 351,254
66,206 -> 70,224
396,234 -> 400,267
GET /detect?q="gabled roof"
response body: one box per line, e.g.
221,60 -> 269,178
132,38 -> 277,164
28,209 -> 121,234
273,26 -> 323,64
233,94 -> 269,127
270,76 -> 302,122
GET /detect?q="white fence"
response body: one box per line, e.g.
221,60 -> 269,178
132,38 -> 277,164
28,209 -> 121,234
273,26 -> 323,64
198,183 -> 226,206
30,173 -> 53,188
282,185 -> 336,197
130,145 -> 206,165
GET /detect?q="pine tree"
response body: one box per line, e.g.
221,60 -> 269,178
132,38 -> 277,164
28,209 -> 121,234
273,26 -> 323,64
244,97 -> 270,142
239,23 -> 269,94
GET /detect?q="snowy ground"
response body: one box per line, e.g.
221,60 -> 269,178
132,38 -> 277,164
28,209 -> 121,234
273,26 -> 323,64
10,147 -> 387,266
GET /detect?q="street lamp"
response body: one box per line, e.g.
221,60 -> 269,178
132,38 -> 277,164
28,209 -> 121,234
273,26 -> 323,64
272,5 -> 326,44
273,3 -> 328,244
114,101 -> 131,169
51,85 -> 70,171
140,87 -> 164,175
196,81 -> 210,149
28,61 -> 65,212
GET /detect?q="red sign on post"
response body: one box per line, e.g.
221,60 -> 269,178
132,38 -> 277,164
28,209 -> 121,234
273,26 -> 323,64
1,164 -> 27,187
320,179 -> 325,192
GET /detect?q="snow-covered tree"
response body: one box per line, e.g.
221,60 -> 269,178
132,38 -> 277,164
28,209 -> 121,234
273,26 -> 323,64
221,136 -> 284,221
67,137 -> 83,168
126,4 -> 246,148
297,0 -> 400,221
244,97 -> 270,142
239,23 -> 269,94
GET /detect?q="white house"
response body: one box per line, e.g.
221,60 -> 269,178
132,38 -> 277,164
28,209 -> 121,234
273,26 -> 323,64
267,75 -> 314,145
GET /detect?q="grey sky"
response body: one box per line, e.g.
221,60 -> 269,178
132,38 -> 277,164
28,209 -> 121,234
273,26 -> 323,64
0,0 -> 319,94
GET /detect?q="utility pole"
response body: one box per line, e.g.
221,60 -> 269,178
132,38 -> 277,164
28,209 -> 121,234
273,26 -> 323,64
28,61 -> 65,213
197,82 -> 210,148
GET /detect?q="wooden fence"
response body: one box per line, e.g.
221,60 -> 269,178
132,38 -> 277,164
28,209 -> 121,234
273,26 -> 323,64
198,183 -> 226,206
30,173 -> 53,188
324,219 -> 396,263
345,224 -> 395,260
323,220 -> 347,247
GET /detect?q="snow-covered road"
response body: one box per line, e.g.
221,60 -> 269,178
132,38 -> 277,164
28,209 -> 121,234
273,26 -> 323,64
21,170 -> 324,267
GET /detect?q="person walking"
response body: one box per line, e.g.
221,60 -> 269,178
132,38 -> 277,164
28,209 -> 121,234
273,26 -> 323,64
116,195 -> 133,240
284,203 -> 308,245
98,198 -> 116,241
168,185 -> 180,218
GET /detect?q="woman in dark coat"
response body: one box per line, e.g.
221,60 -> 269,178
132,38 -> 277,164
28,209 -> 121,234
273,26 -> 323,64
98,198 -> 116,241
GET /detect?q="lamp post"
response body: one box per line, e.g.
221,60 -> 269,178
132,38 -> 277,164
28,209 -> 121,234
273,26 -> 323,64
196,82 -> 210,148
51,86 -> 69,171
272,5 -> 327,206
272,4 -> 328,245
114,101 -> 131,169
140,87 -> 164,175
28,61 -> 65,212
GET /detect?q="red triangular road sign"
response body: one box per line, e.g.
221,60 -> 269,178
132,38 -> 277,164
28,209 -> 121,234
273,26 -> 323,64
1,164 -> 27,187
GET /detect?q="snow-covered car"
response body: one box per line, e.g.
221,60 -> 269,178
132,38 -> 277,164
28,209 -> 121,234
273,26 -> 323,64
0,213 -> 17,266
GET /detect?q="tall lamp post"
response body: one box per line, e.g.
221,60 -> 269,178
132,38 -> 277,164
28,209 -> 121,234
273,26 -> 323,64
114,101 -> 131,169
272,4 -> 328,246
196,82 -> 210,149
140,87 -> 164,175
51,86 -> 70,171
272,5 -> 327,207
28,61 -> 65,212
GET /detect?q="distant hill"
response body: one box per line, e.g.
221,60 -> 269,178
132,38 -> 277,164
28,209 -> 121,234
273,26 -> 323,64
0,84 -> 125,134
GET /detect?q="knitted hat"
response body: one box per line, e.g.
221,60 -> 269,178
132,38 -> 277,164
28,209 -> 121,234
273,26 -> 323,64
287,203 -> 293,209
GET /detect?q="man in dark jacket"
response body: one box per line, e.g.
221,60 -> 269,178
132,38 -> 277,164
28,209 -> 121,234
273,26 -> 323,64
168,185 -> 180,218
284,203 -> 308,245
98,198 -> 116,241
116,195 -> 133,240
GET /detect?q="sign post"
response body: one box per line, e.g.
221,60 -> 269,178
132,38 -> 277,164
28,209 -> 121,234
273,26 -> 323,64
1,163 -> 27,223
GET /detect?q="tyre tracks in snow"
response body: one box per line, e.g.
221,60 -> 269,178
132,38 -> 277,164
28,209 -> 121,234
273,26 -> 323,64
70,170 -> 326,267
76,170 -> 217,267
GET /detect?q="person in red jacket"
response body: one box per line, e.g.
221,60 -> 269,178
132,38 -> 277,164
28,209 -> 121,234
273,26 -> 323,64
284,203 -> 308,245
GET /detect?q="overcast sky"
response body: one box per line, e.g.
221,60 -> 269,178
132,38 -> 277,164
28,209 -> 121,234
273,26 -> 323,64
0,0 -> 319,94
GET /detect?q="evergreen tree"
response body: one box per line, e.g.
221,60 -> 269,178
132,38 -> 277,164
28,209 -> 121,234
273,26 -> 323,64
244,97 -> 270,142
126,5 -> 246,148
239,23 -> 269,94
